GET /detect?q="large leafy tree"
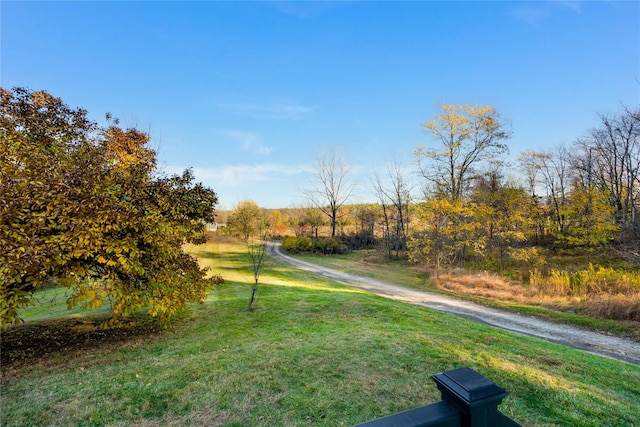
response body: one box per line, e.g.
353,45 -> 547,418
227,200 -> 265,242
1,87 -> 221,325
560,184 -> 618,248
408,197 -> 473,279
470,171 -> 535,273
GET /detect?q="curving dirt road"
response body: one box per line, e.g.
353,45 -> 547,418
267,242 -> 640,366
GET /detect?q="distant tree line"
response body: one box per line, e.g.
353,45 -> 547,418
267,104 -> 640,277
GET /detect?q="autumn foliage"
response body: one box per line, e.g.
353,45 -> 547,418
0,87 -> 222,325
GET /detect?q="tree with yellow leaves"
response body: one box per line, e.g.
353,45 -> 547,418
415,104 -> 511,200
408,197 -> 473,279
470,171 -> 535,273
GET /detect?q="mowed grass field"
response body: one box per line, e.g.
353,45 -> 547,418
292,249 -> 640,340
1,240 -> 639,426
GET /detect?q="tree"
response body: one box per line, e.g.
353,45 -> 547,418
517,150 -> 546,198
285,206 -> 323,238
373,161 -> 412,258
285,206 -> 306,237
538,144 -> 571,236
227,200 -> 264,242
227,200 -> 269,310
304,147 -> 354,237
574,108 -> 640,244
1,87 -> 222,325
408,197 -> 471,279
560,183 -> 618,248
353,204 -> 377,236
517,150 -> 549,243
470,171 -> 534,273
415,104 -> 511,200
268,209 -> 288,237
303,207 -> 325,238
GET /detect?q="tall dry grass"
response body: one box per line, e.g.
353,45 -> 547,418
530,264 -> 640,296
434,265 -> 640,322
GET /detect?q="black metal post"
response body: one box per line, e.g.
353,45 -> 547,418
432,367 -> 509,427
353,367 -> 521,427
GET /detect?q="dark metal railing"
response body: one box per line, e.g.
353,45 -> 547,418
353,367 -> 522,427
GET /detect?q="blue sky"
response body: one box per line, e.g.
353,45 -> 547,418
2,1 -> 639,209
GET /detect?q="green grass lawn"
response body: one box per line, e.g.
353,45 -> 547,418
295,250 -> 640,340
14,285 -> 112,322
2,242 -> 639,426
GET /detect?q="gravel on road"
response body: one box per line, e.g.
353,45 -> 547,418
267,242 -> 640,366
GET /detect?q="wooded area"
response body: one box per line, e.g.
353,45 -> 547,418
227,103 -> 639,322
244,104 -> 639,264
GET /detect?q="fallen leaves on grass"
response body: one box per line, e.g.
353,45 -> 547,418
1,315 -> 167,377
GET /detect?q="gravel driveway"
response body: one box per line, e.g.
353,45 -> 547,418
267,242 -> 640,366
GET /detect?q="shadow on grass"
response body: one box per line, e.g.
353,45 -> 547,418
1,314 -> 168,376
258,269 -> 366,295
3,245 -> 375,377
190,249 -> 244,260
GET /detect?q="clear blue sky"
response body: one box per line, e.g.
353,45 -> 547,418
2,1 -> 639,209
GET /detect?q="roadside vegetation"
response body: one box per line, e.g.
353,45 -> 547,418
265,103 -> 640,338
2,239 -> 639,426
292,247 -> 640,341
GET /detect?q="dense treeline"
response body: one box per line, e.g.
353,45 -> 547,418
263,104 -> 640,321
273,104 -> 639,266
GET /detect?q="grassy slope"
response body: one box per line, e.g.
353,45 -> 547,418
1,242 -> 638,426
294,250 -> 640,339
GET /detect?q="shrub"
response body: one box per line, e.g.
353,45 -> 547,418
338,231 -> 377,251
281,236 -> 348,255
281,236 -> 313,254
315,237 -> 348,255
582,295 -> 640,322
